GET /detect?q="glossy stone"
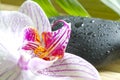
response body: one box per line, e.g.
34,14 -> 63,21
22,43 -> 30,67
49,16 -> 120,68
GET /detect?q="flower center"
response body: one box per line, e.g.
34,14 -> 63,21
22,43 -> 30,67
22,27 -> 46,58
22,27 -> 59,61
18,20 -> 71,70
21,20 -> 71,61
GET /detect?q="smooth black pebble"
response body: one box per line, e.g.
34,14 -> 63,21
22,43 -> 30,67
49,16 -> 120,68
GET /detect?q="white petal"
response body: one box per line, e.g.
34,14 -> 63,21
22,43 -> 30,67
0,11 -> 34,57
19,0 -> 51,37
0,44 -> 22,80
28,57 -> 58,73
22,70 -> 71,80
34,53 -> 101,80
0,11 -> 34,36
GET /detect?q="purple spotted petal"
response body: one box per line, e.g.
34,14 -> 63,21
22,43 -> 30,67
34,53 -> 101,80
19,1 -> 51,37
0,44 -> 22,80
0,11 -> 34,36
42,20 -> 71,59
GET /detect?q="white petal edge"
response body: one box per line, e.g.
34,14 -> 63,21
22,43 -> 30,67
0,11 -> 34,58
0,11 -> 34,36
0,43 -> 22,80
34,53 -> 101,80
22,70 -> 73,80
19,0 -> 51,37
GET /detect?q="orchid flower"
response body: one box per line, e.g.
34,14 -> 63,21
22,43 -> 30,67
0,1 -> 101,80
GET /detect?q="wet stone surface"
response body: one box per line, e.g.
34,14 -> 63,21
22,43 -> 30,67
49,16 -> 120,68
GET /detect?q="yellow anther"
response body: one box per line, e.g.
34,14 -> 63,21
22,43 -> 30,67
34,46 -> 49,59
33,28 -> 41,43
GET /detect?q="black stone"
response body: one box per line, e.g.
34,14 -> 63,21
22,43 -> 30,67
49,16 -> 120,68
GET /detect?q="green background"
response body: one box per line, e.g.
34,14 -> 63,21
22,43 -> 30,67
1,0 -> 120,20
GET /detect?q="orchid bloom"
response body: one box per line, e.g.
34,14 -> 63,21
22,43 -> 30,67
0,1 -> 101,80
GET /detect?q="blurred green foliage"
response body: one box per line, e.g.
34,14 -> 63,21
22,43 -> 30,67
1,0 -> 120,20
101,0 -> 120,16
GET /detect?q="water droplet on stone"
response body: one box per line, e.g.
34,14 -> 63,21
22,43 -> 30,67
118,26 -> 120,30
65,19 -> 71,23
107,43 -> 111,46
92,34 -> 96,37
100,33 -> 104,37
114,22 -> 119,26
83,27 -> 87,31
100,53 -> 104,56
95,48 -> 98,50
106,34 -> 109,36
90,20 -> 95,23
111,48 -> 114,51
87,39 -> 91,42
100,44 -> 104,46
92,56 -> 96,59
106,50 -> 110,54
83,32 -> 87,35
115,30 -> 118,33
83,48 -> 87,51
75,22 -> 84,28
87,32 -> 93,36
81,23 -> 84,27
98,28 -> 100,30
103,24 -> 107,27
99,24 -> 103,27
